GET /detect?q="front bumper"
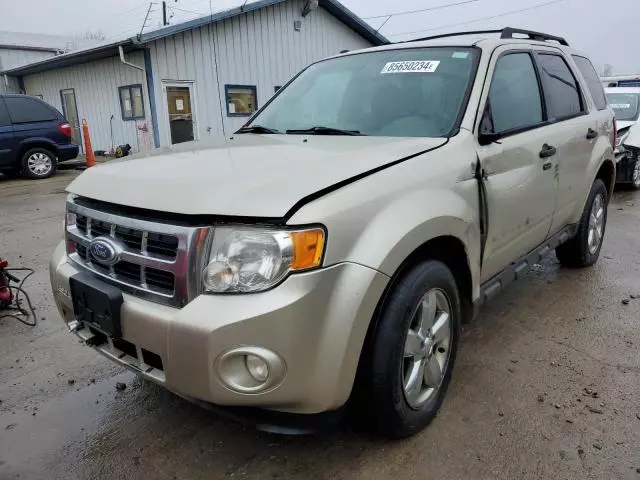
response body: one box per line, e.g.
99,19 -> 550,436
50,241 -> 389,414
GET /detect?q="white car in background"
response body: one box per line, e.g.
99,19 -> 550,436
605,87 -> 640,189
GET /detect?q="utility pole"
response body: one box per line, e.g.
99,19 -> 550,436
162,1 -> 169,26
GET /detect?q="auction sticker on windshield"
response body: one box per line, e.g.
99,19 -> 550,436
381,60 -> 440,74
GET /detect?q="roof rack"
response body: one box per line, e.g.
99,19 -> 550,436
402,27 -> 569,46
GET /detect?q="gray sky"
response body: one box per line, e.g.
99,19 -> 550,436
1,0 -> 637,74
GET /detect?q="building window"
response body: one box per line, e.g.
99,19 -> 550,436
225,85 -> 257,117
119,84 -> 145,120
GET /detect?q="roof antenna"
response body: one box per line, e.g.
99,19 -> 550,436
240,0 -> 249,11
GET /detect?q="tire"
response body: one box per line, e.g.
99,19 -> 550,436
21,148 -> 57,179
629,157 -> 640,190
363,260 -> 461,438
556,178 -> 608,268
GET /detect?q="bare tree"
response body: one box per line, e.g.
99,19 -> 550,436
63,31 -> 107,52
603,64 -> 614,76
79,30 -> 107,41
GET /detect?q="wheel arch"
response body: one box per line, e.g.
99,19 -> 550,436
595,158 -> 615,198
377,235 -> 475,327
18,140 -> 59,164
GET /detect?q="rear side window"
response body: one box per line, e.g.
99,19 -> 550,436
536,54 -> 583,120
0,99 -> 11,127
572,56 -> 608,110
4,96 -> 59,124
485,53 -> 543,133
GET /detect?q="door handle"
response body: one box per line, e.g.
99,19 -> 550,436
586,128 -> 598,140
539,143 -> 557,159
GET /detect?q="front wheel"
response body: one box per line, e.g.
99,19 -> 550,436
556,178 -> 608,267
362,260 -> 461,438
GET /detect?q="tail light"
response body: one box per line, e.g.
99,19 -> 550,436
612,118 -> 617,150
58,123 -> 72,137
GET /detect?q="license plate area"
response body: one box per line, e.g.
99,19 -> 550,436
69,273 -> 123,338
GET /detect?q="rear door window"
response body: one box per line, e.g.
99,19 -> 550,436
572,55 -> 608,110
484,52 -> 544,134
4,96 -> 59,124
536,53 -> 584,120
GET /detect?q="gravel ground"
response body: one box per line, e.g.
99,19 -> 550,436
0,169 -> 639,480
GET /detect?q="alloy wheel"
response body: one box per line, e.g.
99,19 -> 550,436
27,152 -> 53,176
587,192 -> 605,254
402,288 -> 453,409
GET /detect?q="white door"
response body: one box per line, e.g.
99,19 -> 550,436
162,81 -> 198,145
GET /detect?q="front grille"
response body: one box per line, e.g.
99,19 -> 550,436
76,215 -> 179,260
66,196 -> 211,307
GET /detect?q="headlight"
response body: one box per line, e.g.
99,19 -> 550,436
202,226 -> 325,293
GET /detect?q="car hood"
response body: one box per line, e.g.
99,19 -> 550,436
624,122 -> 640,149
67,135 -> 447,218
617,120 -> 637,131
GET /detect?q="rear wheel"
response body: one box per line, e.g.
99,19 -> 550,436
362,260 -> 461,438
556,178 -> 608,267
21,148 -> 57,179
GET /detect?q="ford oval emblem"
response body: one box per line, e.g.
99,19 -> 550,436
88,237 -> 122,266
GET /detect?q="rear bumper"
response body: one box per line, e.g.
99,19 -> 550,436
57,144 -> 79,162
50,241 -> 389,415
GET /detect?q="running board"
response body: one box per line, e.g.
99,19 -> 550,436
477,224 -> 578,311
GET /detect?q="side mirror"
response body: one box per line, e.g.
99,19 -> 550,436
478,103 -> 501,145
478,132 -> 502,146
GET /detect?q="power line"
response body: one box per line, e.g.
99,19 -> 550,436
387,0 -> 568,37
363,0 -> 481,20
72,2 -> 152,37
170,5 -> 209,17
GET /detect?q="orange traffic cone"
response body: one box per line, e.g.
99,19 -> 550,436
82,119 -> 96,168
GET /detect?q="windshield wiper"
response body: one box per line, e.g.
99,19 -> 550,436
236,125 -> 281,134
286,126 -> 364,136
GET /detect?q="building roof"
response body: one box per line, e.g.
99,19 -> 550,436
138,0 -> 387,46
1,39 -> 139,76
0,31 -> 70,52
2,0 -> 388,76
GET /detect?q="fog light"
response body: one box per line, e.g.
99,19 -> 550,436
245,354 -> 269,382
216,347 -> 286,393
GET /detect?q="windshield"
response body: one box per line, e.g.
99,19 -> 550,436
606,92 -> 640,121
247,47 -> 478,138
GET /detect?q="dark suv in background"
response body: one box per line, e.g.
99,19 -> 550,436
0,94 -> 79,179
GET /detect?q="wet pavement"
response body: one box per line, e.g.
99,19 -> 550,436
1,171 -> 639,480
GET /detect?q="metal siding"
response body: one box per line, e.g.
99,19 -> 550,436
0,47 -> 55,72
21,52 -> 152,153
